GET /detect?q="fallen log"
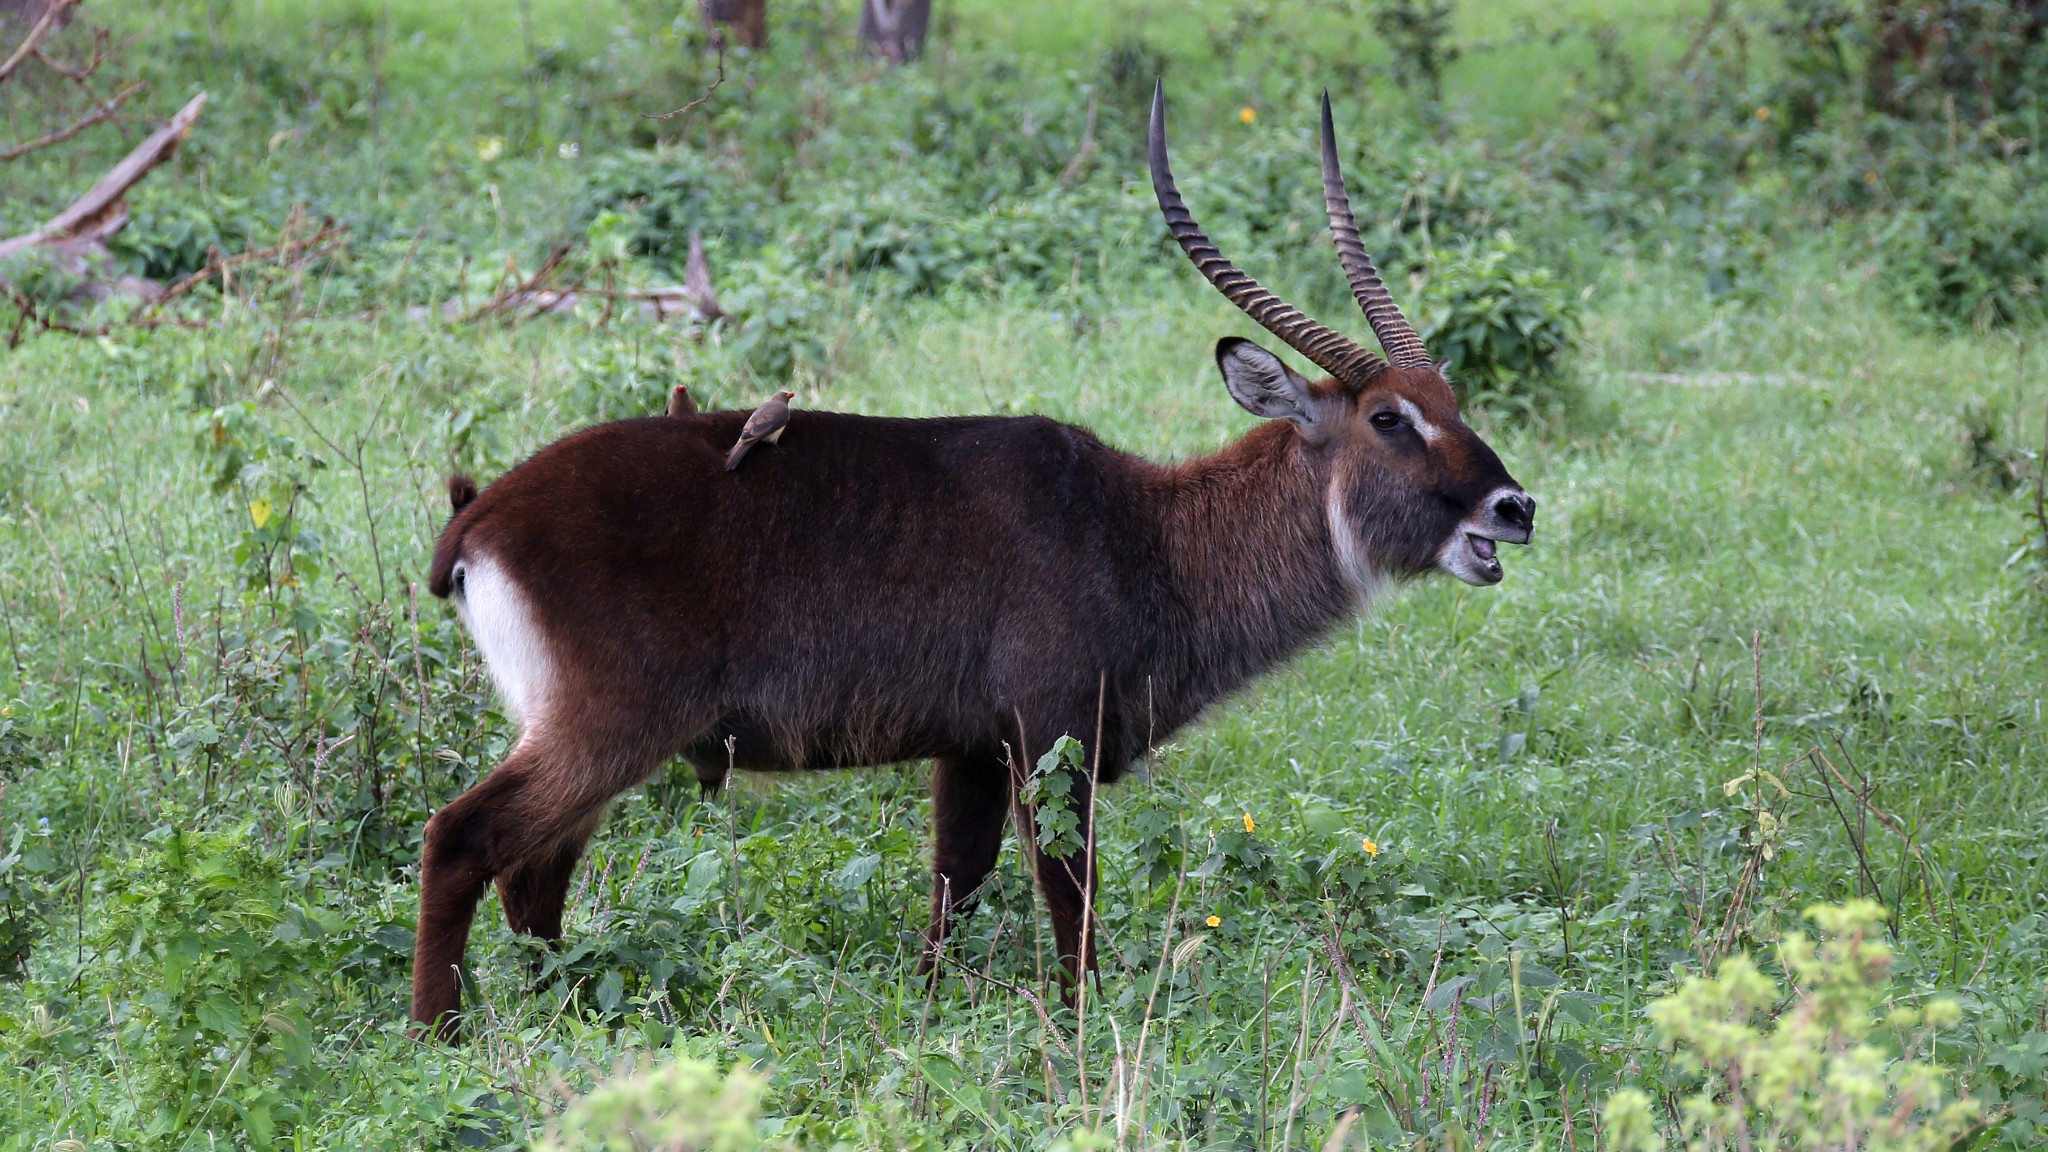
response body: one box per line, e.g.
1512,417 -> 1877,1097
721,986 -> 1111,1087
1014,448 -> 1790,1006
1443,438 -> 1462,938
0,89 -> 207,268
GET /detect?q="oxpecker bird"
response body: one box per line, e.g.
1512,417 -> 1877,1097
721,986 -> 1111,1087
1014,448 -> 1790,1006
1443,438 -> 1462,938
724,390 -> 796,471
666,384 -> 698,417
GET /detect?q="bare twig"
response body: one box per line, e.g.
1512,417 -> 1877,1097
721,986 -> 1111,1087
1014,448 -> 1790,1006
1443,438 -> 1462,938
0,0 -> 80,84
462,242 -> 572,322
29,25 -> 106,83
1057,95 -> 1097,187
1674,0 -> 1733,77
2,280 -> 104,344
1812,749 -> 1943,918
644,42 -> 724,122
0,80 -> 142,161
141,219 -> 348,311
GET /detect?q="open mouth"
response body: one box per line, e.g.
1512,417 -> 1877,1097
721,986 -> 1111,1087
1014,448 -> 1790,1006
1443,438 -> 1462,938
1461,531 -> 1505,584
1439,489 -> 1535,587
1442,529 -> 1513,586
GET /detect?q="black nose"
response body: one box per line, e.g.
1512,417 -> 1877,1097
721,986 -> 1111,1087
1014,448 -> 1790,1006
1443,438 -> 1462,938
1494,492 -> 1535,530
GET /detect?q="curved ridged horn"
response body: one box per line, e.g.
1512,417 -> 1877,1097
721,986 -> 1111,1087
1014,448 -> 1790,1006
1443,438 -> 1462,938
1149,82 -> 1384,386
1319,90 -> 1431,369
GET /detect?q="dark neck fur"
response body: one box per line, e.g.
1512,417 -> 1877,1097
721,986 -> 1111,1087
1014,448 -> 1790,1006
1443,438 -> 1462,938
1138,421 -> 1357,732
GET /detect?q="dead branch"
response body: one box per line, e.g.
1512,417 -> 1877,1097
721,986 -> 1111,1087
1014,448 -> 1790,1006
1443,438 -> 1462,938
3,280 -> 103,345
1675,0 -> 1733,77
429,283 -> 709,325
29,24 -> 104,83
682,229 -> 720,319
0,89 -> 207,261
0,79 -> 140,160
0,0 -> 78,84
464,243 -> 572,322
141,218 -> 348,311
644,42 -> 724,122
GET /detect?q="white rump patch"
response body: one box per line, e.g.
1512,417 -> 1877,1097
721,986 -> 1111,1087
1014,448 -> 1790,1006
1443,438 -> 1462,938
451,553 -> 555,730
1324,473 -> 1387,611
1395,397 -> 1441,444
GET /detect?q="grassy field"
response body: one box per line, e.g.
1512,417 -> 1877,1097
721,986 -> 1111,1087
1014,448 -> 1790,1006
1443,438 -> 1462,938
2,1 -> 2046,1149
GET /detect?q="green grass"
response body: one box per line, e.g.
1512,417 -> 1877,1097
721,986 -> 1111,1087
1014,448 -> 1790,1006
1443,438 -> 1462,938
1,0 -> 2045,1149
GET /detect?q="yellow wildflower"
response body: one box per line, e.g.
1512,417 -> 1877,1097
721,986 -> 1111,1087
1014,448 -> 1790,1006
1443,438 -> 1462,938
1754,106 -> 1771,121
1361,836 -> 1380,857
1205,914 -> 1222,928
1238,106 -> 1256,125
1242,813 -> 1256,833
1863,171 -> 1879,186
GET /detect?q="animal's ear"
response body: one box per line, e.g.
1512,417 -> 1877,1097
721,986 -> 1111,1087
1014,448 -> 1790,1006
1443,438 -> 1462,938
1215,338 -> 1326,432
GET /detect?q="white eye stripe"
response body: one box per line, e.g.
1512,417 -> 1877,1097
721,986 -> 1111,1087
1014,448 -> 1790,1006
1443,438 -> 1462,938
1395,397 -> 1441,444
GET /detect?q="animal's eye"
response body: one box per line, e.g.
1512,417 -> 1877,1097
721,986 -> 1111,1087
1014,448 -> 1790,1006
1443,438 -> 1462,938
1369,410 -> 1404,432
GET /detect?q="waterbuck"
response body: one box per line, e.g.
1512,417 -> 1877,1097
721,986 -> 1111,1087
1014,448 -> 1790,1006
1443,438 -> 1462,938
410,85 -> 1535,1035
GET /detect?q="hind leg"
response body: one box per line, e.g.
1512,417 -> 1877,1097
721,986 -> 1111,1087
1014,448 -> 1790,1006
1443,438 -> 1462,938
496,810 -> 602,939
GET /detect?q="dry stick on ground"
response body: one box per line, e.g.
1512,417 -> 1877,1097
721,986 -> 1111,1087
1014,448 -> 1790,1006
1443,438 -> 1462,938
1812,746 -> 1945,921
0,0 -> 79,83
3,281 -> 102,344
462,243 -> 572,322
1802,747 -> 1885,904
0,80 -> 140,160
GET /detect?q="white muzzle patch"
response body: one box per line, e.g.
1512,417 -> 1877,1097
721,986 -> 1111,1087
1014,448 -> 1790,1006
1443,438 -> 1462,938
1437,485 -> 1532,587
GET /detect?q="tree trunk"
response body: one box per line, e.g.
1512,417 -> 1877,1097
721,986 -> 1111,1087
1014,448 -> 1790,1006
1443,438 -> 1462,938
703,0 -> 766,50
860,0 -> 930,64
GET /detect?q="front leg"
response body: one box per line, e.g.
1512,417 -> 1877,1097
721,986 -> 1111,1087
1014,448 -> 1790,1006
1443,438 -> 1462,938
920,753 -> 1012,975
1029,766 -> 1100,997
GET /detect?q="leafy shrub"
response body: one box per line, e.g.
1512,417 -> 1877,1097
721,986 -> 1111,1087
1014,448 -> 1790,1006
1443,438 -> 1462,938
194,402 -> 329,593
565,346 -> 676,424
1098,36 -> 1166,116
805,177 -> 1123,299
1372,0 -> 1460,106
1603,901 -> 1979,1152
0,817 -> 54,981
110,196 -> 258,282
1415,234 -> 1582,409
1886,158 -> 2048,330
576,149 -> 768,270
96,826 -> 341,1149
538,1054 -> 766,1152
1771,0 -> 2048,127
712,252 -> 830,381
1022,735 -> 1088,861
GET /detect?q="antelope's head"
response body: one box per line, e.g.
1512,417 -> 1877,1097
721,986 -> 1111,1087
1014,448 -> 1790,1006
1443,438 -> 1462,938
1150,84 -> 1535,590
